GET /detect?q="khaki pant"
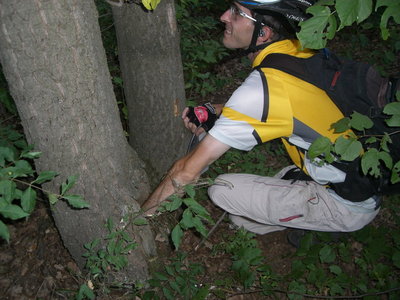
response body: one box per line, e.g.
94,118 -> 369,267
208,166 -> 379,235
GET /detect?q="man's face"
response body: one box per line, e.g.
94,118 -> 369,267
220,3 -> 255,49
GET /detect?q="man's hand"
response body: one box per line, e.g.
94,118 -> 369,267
182,104 -> 224,136
182,107 -> 203,135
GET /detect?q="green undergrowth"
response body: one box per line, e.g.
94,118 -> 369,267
137,139 -> 400,299
176,0 -> 233,100
141,190 -> 400,299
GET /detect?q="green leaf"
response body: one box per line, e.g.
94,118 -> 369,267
0,204 -> 30,220
380,133 -> 392,152
0,219 -> 10,242
376,0 -> 400,40
106,218 -> 114,232
330,117 -> 351,133
76,283 -> 95,300
297,5 -> 333,49
11,160 -> 34,177
153,272 -> 169,281
21,187 -> 36,214
164,265 -> 175,276
48,193 -> 59,205
0,180 -> 17,204
288,280 -> 307,299
183,198 -> 211,220
21,151 -> 41,159
0,146 -> 15,166
378,151 -> 393,169
319,245 -> 336,263
184,184 -> 196,198
383,101 -> 400,115
169,280 -> 181,293
122,242 -> 137,254
329,265 -> 342,275
33,171 -> 58,184
119,231 -> 132,243
334,136 -> 363,161
167,194 -> 183,211
61,175 -> 78,195
361,148 -> 382,177
171,224 -> 184,250
193,286 -> 210,300
384,102 -> 400,127
308,136 -> 334,162
392,250 -> 400,268
336,0 -> 373,27
192,216 -> 208,237
391,161 -> 400,184
325,13 -> 338,40
180,209 -> 194,229
142,0 -> 161,10
349,112 -> 374,131
133,217 -> 149,226
329,282 -> 344,296
162,287 -> 175,300
63,194 -> 90,209
365,136 -> 378,144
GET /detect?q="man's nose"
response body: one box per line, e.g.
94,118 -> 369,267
220,8 -> 231,23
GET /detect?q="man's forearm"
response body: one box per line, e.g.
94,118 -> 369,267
141,134 -> 230,216
141,174 -> 185,216
141,176 -> 173,216
141,155 -> 198,216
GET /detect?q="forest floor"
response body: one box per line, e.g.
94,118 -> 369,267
1,33 -> 399,299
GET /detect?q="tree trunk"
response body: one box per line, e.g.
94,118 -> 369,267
0,0 -> 156,281
112,0 -> 189,183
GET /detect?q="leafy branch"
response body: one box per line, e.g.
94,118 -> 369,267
298,0 -> 400,49
308,95 -> 400,183
157,182 -> 215,250
0,125 -> 89,242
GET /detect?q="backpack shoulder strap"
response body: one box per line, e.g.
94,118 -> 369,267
256,53 -> 308,80
256,50 -> 342,87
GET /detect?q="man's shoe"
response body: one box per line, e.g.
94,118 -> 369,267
287,229 -> 306,248
287,229 -> 345,248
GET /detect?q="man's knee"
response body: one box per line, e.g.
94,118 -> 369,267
208,174 -> 236,206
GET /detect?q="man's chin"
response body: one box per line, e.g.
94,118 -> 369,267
222,40 -> 237,50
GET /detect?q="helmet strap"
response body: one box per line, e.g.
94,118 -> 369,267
245,14 -> 272,54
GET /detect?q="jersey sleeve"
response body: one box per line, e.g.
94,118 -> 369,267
209,69 -> 293,151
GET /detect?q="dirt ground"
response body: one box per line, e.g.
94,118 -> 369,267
0,190 -> 299,300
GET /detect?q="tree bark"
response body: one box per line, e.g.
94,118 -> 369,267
0,0 -> 156,281
112,0 -> 189,184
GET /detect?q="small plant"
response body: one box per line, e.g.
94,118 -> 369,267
0,124 -> 89,242
78,217 -> 138,298
83,217 -> 138,279
287,222 -> 400,299
224,228 -> 264,290
157,183 -> 214,249
143,252 -> 208,300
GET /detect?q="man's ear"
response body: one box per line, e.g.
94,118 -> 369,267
257,26 -> 274,43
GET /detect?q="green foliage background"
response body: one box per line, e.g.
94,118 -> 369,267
0,0 -> 399,299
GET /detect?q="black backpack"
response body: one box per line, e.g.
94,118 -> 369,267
257,50 -> 400,201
